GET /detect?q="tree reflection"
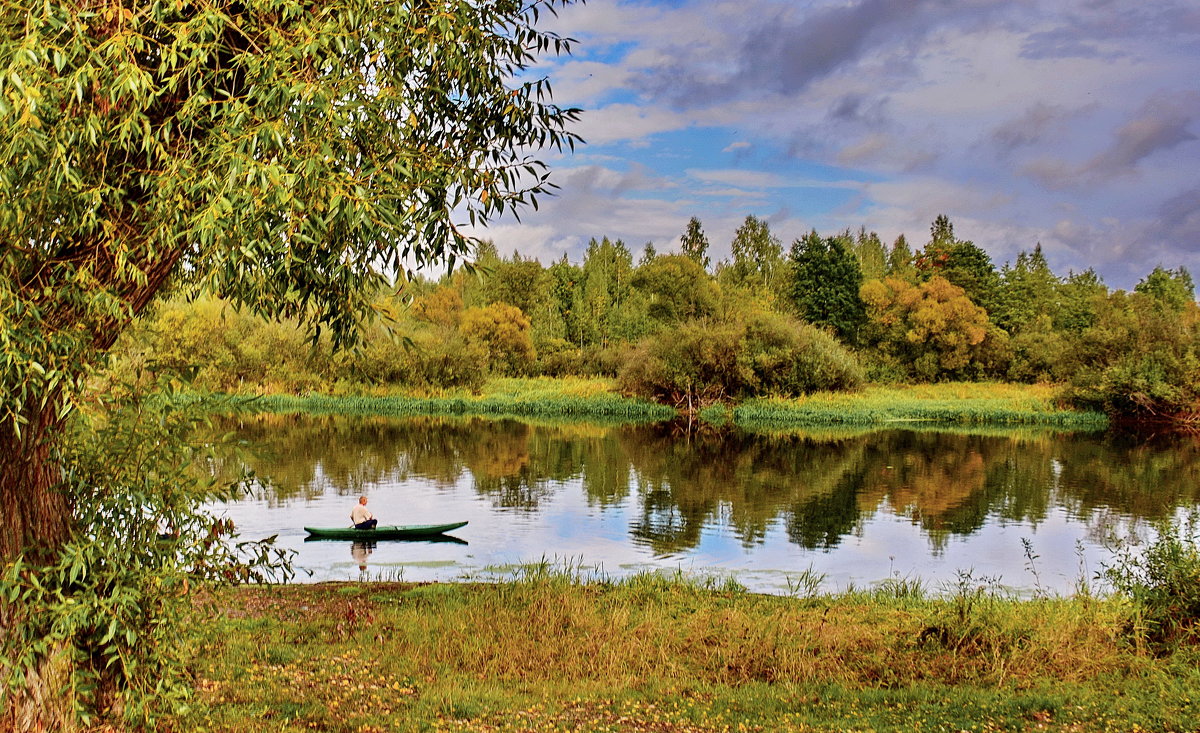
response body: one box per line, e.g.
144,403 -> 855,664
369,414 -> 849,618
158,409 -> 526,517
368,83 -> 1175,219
213,414 -> 1200,555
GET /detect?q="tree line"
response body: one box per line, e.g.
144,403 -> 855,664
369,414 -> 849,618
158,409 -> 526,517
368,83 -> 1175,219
117,214 -> 1200,421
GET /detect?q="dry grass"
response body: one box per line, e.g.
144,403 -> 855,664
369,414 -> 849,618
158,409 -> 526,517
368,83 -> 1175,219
178,576 -> 1200,732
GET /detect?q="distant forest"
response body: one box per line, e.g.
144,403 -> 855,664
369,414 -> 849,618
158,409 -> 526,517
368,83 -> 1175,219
114,214 -> 1200,420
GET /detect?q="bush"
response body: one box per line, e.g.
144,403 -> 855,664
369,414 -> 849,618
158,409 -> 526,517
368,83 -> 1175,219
1104,512 -> 1200,646
1061,291 -> 1200,419
459,303 -> 536,376
617,313 -> 863,409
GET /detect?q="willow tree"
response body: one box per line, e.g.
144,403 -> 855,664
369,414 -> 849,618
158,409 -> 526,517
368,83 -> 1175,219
0,0 -> 578,727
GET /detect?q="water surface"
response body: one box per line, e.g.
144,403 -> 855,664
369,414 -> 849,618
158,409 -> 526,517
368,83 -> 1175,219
211,414 -> 1200,595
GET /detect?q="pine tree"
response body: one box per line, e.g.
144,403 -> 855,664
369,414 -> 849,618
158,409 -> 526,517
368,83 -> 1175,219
788,231 -> 866,344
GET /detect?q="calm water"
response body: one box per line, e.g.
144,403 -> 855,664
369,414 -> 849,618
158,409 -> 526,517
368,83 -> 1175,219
210,414 -> 1200,595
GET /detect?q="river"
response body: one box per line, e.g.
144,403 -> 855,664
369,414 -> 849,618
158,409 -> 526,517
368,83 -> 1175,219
210,413 -> 1200,595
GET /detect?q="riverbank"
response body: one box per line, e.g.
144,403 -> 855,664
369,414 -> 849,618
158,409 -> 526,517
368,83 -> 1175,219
186,378 -> 1106,428
179,577 -> 1197,732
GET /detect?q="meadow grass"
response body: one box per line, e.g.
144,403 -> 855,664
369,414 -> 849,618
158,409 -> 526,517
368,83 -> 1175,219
183,378 -> 1105,430
190,377 -> 677,422
733,382 -> 1108,429
178,572 -> 1199,732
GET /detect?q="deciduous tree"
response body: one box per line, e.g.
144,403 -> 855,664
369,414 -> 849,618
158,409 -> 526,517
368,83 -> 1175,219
679,216 -> 711,270
0,0 -> 579,726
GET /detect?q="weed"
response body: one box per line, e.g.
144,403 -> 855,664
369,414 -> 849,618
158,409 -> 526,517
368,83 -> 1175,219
1102,510 -> 1200,646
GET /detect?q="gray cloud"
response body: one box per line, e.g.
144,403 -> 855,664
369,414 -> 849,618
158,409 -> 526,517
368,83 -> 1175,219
1081,93 -> 1199,179
1021,92 -> 1198,189
991,102 -> 1078,151
527,0 -> 1200,289
1022,0 -> 1200,59
734,0 -> 923,96
1151,188 -> 1200,252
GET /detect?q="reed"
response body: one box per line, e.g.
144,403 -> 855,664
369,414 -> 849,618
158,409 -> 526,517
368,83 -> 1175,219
179,572 -> 1200,732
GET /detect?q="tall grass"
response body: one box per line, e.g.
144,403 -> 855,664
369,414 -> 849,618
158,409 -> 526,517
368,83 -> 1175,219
733,382 -> 1108,428
182,572 -> 1200,732
184,377 -> 677,421
179,378 -> 1110,429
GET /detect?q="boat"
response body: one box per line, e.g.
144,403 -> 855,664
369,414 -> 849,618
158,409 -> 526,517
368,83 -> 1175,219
303,521 -> 468,540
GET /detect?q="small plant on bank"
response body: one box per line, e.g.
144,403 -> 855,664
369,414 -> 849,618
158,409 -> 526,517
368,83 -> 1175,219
1102,511 -> 1200,646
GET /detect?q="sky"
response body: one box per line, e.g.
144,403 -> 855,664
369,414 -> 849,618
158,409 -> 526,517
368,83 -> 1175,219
463,0 -> 1200,291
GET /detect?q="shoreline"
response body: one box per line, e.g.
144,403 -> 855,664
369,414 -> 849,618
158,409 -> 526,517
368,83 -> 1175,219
179,577 -> 1198,731
176,378 -> 1108,429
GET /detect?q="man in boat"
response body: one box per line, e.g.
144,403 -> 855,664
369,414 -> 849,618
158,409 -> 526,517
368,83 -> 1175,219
350,496 -> 378,530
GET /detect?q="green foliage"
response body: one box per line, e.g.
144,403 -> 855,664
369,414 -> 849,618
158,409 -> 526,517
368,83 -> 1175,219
887,234 -> 918,282
994,245 -> 1060,335
725,215 -> 786,296
0,1 -> 580,724
1103,512 -> 1200,646
1005,315 -> 1068,383
632,254 -> 719,326
851,227 -> 888,282
788,231 -> 866,344
0,0 -> 581,357
574,238 -> 647,348
1061,290 -> 1200,418
618,311 -> 863,409
678,216 -> 711,271
1055,269 -> 1108,334
916,216 -> 1001,315
1135,266 -> 1196,314
0,375 -> 291,727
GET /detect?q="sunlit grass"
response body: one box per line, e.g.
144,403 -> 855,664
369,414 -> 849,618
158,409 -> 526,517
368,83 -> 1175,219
179,378 -> 1107,429
735,382 -> 1107,428
179,572 -> 1200,732
198,377 -> 676,421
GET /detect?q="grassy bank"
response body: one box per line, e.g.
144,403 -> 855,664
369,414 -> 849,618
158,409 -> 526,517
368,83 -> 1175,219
187,378 -> 1106,429
180,575 -> 1197,732
729,383 -> 1108,429
192,377 -> 676,422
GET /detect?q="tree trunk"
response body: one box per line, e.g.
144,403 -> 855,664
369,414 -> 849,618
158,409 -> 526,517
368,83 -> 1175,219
0,403 -> 78,733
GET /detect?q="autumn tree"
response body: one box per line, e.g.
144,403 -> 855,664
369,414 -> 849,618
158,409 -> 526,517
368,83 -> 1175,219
0,0 -> 579,727
915,216 -> 1001,314
460,303 -> 537,376
861,276 -> 1006,381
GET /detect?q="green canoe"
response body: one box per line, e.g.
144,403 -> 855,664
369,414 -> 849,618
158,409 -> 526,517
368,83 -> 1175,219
303,521 -> 468,540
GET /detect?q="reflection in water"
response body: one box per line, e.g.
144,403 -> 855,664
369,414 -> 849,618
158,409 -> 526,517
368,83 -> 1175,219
351,541 -> 374,572
209,414 -> 1200,591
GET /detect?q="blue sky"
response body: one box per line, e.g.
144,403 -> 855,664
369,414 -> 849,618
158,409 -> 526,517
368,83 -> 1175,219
466,0 -> 1200,291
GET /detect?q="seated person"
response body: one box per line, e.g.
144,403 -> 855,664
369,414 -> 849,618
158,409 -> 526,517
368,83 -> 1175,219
350,496 -> 377,530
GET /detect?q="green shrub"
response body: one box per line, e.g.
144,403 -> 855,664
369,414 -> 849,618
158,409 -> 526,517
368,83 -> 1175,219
617,313 -> 863,408
1104,512 -> 1200,646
